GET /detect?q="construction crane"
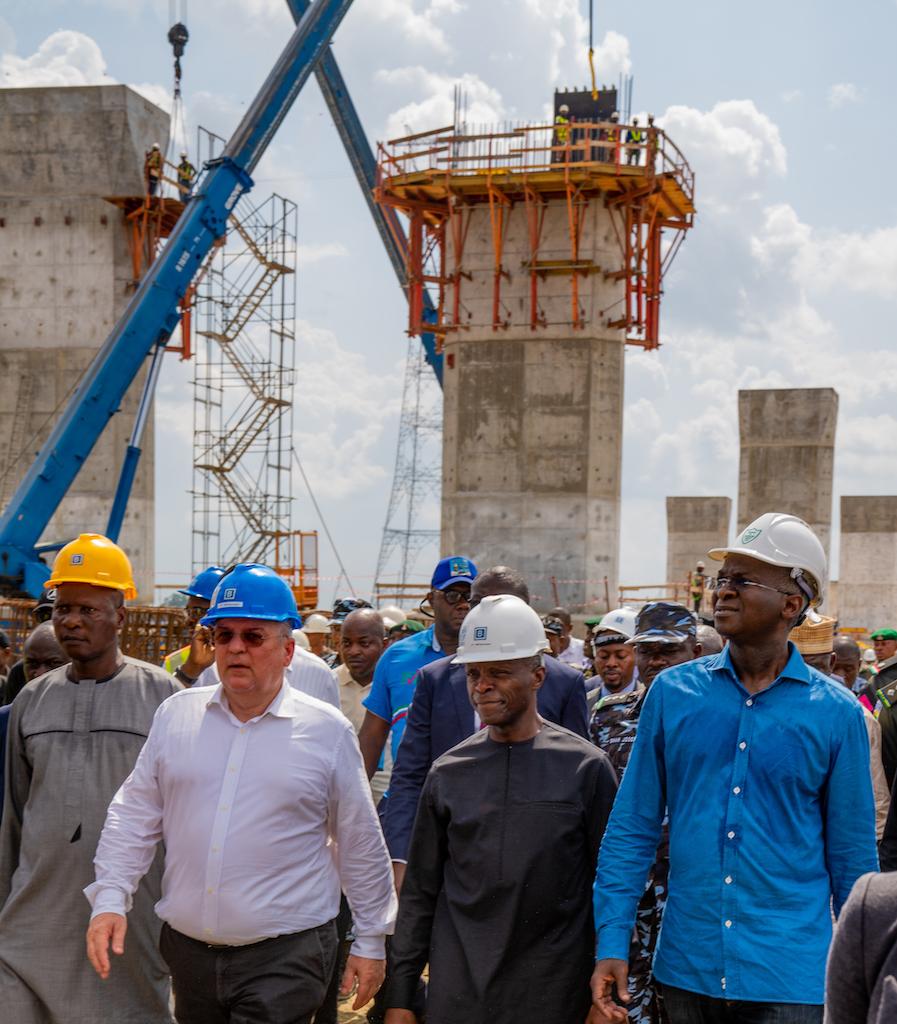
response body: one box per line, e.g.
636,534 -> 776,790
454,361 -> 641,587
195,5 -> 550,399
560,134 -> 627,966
0,0 -> 357,597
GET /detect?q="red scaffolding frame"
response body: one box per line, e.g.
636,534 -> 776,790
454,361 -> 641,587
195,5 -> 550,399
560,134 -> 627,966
375,118 -> 695,349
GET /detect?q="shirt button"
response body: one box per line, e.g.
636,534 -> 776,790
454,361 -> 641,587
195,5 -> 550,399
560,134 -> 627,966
733,786 -> 741,795
725,876 -> 733,884
739,741 -> 747,750
212,846 -> 220,853
727,830 -> 735,839
746,699 -> 754,707
725,920 -> 733,928
240,727 -> 245,733
207,887 -> 214,894
220,804 -> 228,811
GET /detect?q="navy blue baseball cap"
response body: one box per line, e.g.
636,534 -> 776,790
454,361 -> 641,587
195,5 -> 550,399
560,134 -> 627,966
431,555 -> 478,591
628,602 -> 696,645
542,615 -> 564,637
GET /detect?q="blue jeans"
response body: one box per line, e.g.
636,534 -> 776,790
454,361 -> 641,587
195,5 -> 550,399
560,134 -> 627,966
661,985 -> 823,1024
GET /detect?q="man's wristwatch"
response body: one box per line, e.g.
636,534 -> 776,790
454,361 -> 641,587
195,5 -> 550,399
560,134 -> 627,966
174,666 -> 198,686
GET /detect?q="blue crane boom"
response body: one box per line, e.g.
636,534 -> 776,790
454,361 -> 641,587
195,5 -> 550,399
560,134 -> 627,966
0,0 -> 355,596
286,0 -> 443,383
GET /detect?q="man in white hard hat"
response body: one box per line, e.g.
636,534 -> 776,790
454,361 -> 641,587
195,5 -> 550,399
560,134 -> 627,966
384,594 -> 617,1024
301,613 -> 333,660
588,607 -> 638,706
591,512 -> 878,1024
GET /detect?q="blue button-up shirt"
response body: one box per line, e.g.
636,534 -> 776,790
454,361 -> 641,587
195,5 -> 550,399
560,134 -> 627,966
593,643 -> 878,1004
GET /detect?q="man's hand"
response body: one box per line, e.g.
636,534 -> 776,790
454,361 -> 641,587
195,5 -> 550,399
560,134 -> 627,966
340,953 -> 386,1010
183,625 -> 215,679
588,958 -> 630,1023
86,913 -> 128,980
385,1010 -> 417,1024
392,861 -> 407,895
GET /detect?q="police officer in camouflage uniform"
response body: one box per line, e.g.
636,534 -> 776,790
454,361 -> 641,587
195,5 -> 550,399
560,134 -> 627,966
589,603 -> 701,1024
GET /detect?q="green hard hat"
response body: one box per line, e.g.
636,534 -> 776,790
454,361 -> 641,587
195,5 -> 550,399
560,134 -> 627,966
871,628 -> 897,641
584,615 -> 604,627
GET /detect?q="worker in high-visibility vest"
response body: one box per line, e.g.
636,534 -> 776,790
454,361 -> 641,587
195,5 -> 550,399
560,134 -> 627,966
627,117 -> 644,165
162,565 -> 226,685
176,150 -> 196,198
607,111 -> 620,163
554,103 -> 570,164
144,142 -> 162,197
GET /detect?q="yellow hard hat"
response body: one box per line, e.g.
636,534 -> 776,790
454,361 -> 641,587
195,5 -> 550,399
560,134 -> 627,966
47,533 -> 137,600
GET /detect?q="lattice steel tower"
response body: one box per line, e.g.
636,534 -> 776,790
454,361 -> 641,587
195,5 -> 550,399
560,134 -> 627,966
373,336 -> 443,591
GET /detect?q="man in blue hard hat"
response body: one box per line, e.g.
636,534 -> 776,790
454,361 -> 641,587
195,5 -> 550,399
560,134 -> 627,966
357,556 -> 477,792
162,566 -> 227,686
87,563 -> 397,1024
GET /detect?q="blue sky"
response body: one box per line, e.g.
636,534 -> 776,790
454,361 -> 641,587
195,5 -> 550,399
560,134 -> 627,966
2,0 -> 895,602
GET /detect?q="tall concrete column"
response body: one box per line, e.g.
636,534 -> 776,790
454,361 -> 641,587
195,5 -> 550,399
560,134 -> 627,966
0,85 -> 169,599
737,388 -> 838,566
666,496 -> 732,586
441,198 -> 624,611
838,497 -> 897,630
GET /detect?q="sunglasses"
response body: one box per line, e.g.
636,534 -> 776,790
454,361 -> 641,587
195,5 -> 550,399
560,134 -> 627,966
709,576 -> 798,598
438,588 -> 471,606
211,627 -> 273,648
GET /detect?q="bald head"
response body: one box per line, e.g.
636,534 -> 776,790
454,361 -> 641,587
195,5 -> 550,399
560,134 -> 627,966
24,621 -> 70,682
471,566 -> 530,606
696,624 -> 724,655
342,608 -> 385,638
833,636 -> 862,689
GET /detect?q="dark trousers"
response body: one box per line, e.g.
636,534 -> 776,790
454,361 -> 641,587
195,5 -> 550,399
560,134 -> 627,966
312,896 -> 352,1024
661,985 -> 823,1024
160,920 -> 337,1024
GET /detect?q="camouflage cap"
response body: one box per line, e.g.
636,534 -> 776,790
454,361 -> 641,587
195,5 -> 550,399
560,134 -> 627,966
628,601 -> 697,645
542,615 -> 564,637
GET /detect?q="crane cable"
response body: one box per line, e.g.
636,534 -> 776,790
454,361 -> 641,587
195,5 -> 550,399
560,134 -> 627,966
588,0 -> 598,100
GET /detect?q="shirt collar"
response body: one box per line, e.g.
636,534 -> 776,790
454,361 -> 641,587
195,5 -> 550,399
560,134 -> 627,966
709,640 -> 811,685
598,677 -> 637,700
429,625 -> 442,653
207,677 -> 295,722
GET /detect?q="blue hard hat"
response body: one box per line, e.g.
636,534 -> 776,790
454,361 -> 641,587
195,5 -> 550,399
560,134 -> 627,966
201,563 -> 301,628
179,565 -> 227,602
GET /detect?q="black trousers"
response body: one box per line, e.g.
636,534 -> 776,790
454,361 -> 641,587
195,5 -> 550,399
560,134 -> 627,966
160,921 -> 337,1024
661,985 -> 823,1024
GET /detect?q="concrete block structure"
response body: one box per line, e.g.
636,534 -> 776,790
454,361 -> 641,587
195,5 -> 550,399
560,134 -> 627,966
376,121 -> 695,609
838,497 -> 897,630
0,85 -> 168,599
737,388 -> 838,567
666,496 -> 732,586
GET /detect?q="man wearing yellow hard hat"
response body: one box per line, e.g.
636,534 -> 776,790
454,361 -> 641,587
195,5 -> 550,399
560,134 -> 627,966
0,534 -> 179,1024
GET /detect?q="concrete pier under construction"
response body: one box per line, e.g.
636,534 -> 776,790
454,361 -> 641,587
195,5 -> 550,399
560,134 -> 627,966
0,85 -> 168,598
666,496 -> 731,585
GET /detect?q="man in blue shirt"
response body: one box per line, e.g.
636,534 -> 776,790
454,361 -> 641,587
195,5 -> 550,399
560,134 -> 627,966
591,513 -> 879,1024
358,556 -> 477,787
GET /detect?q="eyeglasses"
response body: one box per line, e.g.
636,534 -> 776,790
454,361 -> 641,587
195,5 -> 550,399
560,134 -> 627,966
211,627 -> 272,648
438,588 -> 471,606
709,576 -> 798,598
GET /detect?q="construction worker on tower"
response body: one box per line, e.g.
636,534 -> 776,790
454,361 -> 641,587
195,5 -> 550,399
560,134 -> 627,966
145,142 -> 162,197
176,150 -> 196,198
689,560 -> 707,616
554,102 -> 570,160
608,110 -> 621,163
162,565 -> 226,685
627,116 -> 643,165
0,533 -> 179,1024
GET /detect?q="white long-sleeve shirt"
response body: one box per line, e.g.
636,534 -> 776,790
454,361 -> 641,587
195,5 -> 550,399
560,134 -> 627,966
197,647 -> 340,709
85,681 -> 397,958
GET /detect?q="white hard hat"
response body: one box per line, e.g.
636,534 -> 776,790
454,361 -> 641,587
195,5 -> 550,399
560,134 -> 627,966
382,616 -> 398,631
152,142 -> 160,150
452,594 -> 549,664
379,605 -> 406,624
863,649 -> 877,664
592,607 -> 637,643
301,612 -> 331,634
292,628 -> 310,650
559,104 -> 569,113
708,512 -> 826,607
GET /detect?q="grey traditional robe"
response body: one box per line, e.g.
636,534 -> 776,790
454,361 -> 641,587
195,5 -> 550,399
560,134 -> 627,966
0,657 -> 179,1024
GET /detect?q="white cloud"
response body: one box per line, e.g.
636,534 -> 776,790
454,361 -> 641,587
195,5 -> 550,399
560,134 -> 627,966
376,66 -> 504,138
355,0 -> 463,55
781,88 -> 802,104
1,30 -> 109,86
828,82 -> 860,109
298,242 -> 348,266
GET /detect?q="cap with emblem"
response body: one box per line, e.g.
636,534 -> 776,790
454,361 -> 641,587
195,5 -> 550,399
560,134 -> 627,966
542,615 -> 564,637
870,628 -> 897,641
591,606 -> 637,648
331,597 -> 373,623
628,602 -> 696,645
430,555 -> 478,591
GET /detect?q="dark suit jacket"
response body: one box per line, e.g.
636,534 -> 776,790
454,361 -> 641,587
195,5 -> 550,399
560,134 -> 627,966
383,654 -> 589,860
825,872 -> 897,1024
0,704 -> 10,814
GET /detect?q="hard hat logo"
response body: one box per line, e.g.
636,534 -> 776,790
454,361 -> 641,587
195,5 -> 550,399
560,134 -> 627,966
741,527 -> 762,544
474,626 -> 488,641
71,554 -> 84,566
223,588 -> 237,601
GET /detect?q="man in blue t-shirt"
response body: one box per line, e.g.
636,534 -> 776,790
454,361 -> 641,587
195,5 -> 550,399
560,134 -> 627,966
358,556 -> 477,788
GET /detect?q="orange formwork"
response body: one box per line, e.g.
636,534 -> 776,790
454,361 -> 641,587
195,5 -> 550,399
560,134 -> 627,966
375,119 -> 696,350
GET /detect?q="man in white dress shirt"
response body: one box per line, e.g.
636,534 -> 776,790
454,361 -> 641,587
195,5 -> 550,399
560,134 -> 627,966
85,563 -> 397,1024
